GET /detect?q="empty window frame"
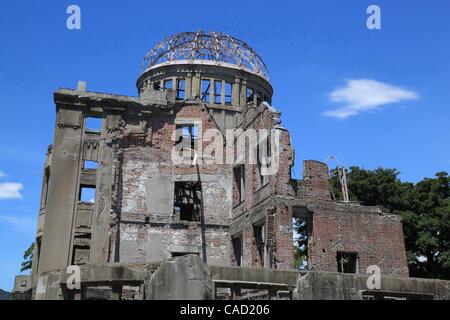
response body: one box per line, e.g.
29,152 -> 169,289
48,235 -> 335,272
176,78 -> 186,100
35,236 -> 42,272
337,252 -> 358,274
225,82 -> 233,105
164,79 -> 173,90
176,124 -> 198,148
214,80 -> 222,104
257,136 -> 270,187
153,81 -> 162,90
41,168 -> 50,207
171,252 -> 198,258
254,224 -> 265,265
246,87 -> 254,104
83,160 -> 98,169
233,164 -> 245,203
72,237 -> 90,265
174,181 -> 202,221
293,209 -> 313,270
201,79 -> 211,102
85,117 -> 103,132
232,235 -> 243,267
79,186 -> 96,203
256,91 -> 262,105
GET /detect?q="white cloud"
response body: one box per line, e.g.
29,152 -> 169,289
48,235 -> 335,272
0,182 -> 23,199
323,79 -> 418,119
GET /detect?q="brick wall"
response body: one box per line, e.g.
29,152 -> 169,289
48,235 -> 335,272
114,102 -> 232,266
309,202 -> 409,277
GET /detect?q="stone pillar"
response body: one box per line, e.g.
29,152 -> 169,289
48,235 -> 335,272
221,80 -> 225,105
88,114 -> 114,264
185,72 -> 193,98
38,108 -> 83,274
192,72 -> 201,98
241,79 -> 249,108
233,77 -> 241,108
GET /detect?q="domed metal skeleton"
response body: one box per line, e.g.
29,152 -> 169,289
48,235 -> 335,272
142,31 -> 269,80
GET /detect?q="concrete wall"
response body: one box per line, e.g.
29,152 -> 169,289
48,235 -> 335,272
30,260 -> 450,300
145,254 -> 213,300
296,271 -> 449,300
38,108 -> 84,274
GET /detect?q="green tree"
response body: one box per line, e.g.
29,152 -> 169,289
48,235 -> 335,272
20,243 -> 34,272
293,217 -> 309,269
329,167 -> 450,280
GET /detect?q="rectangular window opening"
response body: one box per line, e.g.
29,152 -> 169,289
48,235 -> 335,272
174,181 -> 202,222
72,241 -> 90,265
233,165 -> 245,203
232,236 -> 243,267
254,224 -> 265,266
35,237 -> 42,272
176,79 -> 186,100
256,91 -> 262,105
171,252 -> 198,258
175,124 -> 198,160
246,87 -> 254,104
225,82 -> 233,105
257,137 -> 270,187
42,168 -> 50,206
164,79 -> 173,90
214,80 -> 222,104
293,209 -> 313,270
153,81 -> 162,90
85,117 -> 103,132
201,79 -> 211,102
79,186 -> 96,204
337,252 -> 358,274
83,160 -> 98,169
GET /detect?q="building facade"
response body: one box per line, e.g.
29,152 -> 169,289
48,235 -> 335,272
18,31 -> 429,300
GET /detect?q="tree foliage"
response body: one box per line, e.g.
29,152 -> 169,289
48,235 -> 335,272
293,218 -> 309,270
20,242 -> 34,272
330,167 -> 450,280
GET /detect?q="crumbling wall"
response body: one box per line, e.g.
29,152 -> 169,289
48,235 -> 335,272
229,100 -> 409,276
230,102 -> 295,270
309,203 -> 409,277
115,102 -> 232,266
290,161 -> 409,277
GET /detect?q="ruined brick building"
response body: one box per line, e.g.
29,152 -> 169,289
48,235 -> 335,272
16,31 -> 449,300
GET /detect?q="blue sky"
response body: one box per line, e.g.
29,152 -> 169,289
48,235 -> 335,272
0,0 -> 449,290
